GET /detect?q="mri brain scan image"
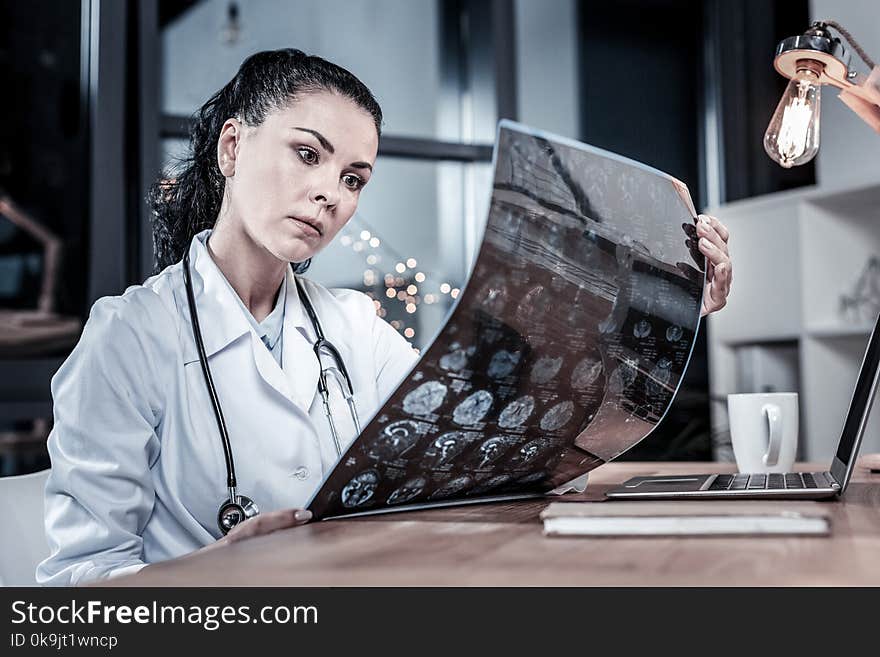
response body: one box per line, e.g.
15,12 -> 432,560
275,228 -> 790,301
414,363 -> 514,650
341,470 -> 380,508
633,319 -> 652,339
452,390 -> 494,426
608,358 -> 639,394
402,380 -> 448,416
386,476 -> 428,505
488,349 -> 521,379
666,325 -> 683,342
367,420 -> 421,460
422,431 -> 476,468
646,357 -> 674,398
539,401 -> 575,431
440,348 -> 470,372
571,356 -> 603,389
513,438 -> 551,465
428,475 -> 474,500
530,356 -> 563,384
473,436 -> 516,468
498,395 -> 536,429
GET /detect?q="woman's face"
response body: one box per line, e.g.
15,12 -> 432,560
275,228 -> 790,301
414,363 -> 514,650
219,90 -> 378,264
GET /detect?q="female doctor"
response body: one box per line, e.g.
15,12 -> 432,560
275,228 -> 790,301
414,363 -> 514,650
37,49 -> 733,586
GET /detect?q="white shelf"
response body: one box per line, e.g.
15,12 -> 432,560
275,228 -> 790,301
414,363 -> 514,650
707,181 -> 880,460
805,322 -> 875,339
705,180 -> 880,216
720,334 -> 800,346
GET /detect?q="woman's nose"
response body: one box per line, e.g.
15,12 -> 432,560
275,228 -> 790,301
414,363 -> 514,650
309,176 -> 341,209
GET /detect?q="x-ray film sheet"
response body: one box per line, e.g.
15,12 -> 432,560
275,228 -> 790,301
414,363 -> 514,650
307,121 -> 705,520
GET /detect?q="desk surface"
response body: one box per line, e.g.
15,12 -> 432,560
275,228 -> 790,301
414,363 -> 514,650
109,459 -> 880,586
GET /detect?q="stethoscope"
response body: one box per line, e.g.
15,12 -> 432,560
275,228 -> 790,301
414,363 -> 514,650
182,248 -> 361,535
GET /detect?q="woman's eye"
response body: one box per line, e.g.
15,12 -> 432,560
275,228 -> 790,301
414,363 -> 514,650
342,174 -> 364,190
297,147 -> 318,164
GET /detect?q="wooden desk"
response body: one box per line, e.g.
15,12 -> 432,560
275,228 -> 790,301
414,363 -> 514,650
108,459 -> 880,586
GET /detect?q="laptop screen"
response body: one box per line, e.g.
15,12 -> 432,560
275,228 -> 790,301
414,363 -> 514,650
834,311 -> 880,467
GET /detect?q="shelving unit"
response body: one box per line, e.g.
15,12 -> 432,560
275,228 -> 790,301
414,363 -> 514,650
707,181 -> 880,461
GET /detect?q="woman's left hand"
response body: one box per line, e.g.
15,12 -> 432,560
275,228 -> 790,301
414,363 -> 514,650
696,213 -> 732,316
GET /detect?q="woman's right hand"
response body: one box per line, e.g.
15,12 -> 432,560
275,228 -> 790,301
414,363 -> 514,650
200,508 -> 313,553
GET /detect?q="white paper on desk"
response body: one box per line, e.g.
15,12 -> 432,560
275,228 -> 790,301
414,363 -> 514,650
543,515 -> 831,537
308,121 -> 706,520
540,500 -> 832,536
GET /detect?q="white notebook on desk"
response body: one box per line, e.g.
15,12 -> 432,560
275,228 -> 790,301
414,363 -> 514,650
540,501 -> 832,537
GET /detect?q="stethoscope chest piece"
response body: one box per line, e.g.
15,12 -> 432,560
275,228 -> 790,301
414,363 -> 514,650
217,494 -> 259,535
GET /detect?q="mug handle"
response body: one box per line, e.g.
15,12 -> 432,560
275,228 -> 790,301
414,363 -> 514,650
762,403 -> 783,467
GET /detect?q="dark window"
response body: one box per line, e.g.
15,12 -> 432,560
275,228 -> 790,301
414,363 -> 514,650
578,0 -> 812,460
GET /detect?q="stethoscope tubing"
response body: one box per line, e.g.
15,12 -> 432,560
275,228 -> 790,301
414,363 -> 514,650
183,246 -> 359,533
183,249 -> 239,492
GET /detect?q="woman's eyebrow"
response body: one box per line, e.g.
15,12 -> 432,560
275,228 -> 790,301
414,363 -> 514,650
292,127 -> 372,171
293,127 -> 334,154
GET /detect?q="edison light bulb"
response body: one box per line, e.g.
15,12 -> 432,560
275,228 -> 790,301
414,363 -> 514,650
763,68 -> 821,168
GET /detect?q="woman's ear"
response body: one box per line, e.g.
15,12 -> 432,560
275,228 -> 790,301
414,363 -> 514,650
217,118 -> 242,177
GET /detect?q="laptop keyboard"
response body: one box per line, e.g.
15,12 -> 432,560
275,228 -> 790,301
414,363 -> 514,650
708,472 -> 826,491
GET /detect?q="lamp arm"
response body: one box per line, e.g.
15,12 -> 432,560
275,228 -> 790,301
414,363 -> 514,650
0,194 -> 61,314
838,66 -> 880,134
820,20 -> 876,71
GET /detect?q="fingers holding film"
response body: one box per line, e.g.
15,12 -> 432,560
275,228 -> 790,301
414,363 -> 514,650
696,215 -> 729,254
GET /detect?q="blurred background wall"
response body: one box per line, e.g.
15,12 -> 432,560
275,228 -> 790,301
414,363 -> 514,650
707,0 -> 880,462
2,0 -> 877,476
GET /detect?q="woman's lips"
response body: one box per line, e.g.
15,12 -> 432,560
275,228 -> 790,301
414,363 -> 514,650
290,216 -> 322,238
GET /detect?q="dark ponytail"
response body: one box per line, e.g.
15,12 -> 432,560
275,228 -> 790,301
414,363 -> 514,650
149,48 -> 383,274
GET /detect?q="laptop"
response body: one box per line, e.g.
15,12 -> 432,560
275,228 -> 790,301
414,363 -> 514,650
605,311 -> 880,501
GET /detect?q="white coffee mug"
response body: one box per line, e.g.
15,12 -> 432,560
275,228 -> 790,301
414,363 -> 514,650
727,392 -> 798,474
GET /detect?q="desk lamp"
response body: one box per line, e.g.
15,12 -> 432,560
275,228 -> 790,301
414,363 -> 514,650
764,20 -> 880,168
0,193 -> 80,355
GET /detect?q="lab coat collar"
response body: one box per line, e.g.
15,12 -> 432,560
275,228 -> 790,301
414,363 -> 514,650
183,229 -> 320,411
183,229 -> 309,361
258,280 -> 286,350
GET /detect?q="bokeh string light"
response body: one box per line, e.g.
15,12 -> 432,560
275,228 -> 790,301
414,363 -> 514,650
334,213 -> 463,350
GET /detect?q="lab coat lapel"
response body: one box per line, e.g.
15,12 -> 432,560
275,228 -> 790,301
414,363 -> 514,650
184,231 -> 303,410
181,232 -> 251,362
249,329 -> 295,403
281,270 -> 320,412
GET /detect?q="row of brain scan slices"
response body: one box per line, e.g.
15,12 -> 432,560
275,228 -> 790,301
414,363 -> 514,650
340,464 -> 553,509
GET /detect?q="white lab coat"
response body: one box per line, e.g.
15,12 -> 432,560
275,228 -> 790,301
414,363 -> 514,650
36,229 -> 419,586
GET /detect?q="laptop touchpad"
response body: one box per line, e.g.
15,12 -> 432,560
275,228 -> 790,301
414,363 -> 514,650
623,476 -> 711,491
